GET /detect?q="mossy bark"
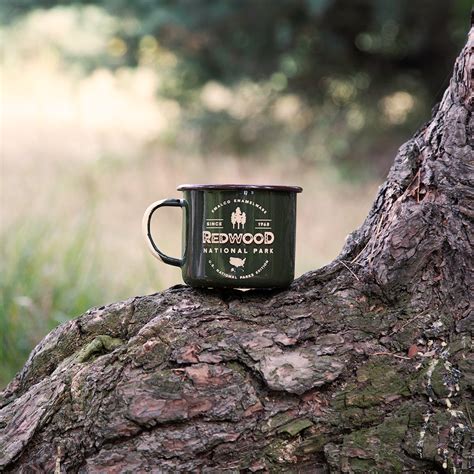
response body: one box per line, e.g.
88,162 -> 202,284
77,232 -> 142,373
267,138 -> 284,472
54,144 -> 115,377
1,22 -> 473,474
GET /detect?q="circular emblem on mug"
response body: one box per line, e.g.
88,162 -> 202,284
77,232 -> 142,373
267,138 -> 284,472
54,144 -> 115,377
203,199 -> 274,281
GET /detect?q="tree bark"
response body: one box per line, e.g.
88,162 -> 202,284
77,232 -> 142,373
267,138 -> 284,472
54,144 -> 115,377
1,25 -> 472,474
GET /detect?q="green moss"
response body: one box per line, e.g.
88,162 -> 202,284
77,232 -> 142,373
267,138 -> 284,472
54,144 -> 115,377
448,336 -> 469,355
349,458 -> 377,472
277,418 -> 313,436
338,407 -> 384,427
263,439 -> 287,462
296,433 -> 329,454
372,414 -> 408,445
407,405 -> 425,428
335,360 -> 411,411
342,412 -> 409,472
261,411 -> 295,433
430,363 -> 450,398
405,408 -> 453,460
76,335 -> 123,363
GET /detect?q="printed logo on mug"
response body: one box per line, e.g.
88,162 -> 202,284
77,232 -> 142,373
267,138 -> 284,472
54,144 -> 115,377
142,184 -> 302,288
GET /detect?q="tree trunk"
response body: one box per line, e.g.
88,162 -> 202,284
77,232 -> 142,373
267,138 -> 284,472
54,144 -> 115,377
1,24 -> 472,474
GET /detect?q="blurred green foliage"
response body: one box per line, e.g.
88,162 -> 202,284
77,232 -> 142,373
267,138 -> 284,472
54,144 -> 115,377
2,0 -> 470,96
0,219 -> 123,386
1,0 -> 471,168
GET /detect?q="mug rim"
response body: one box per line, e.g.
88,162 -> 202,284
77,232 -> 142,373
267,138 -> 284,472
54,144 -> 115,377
176,184 -> 303,193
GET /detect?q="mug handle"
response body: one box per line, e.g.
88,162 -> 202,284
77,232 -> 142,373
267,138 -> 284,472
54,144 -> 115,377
142,198 -> 187,267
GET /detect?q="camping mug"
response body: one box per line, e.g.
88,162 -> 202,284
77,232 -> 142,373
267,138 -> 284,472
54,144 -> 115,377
142,184 -> 303,288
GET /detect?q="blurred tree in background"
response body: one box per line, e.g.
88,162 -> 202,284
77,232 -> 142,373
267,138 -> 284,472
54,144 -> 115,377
1,0 -> 471,173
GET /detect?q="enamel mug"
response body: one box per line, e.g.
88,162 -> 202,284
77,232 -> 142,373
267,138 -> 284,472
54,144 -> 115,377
142,184 -> 302,288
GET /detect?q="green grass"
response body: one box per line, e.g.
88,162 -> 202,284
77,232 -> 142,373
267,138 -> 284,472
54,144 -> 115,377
0,217 -> 121,388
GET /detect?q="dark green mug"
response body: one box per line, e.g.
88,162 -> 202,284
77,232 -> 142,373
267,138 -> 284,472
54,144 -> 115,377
142,184 -> 303,288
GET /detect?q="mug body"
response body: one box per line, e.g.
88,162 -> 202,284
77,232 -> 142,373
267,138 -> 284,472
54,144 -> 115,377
179,185 -> 301,288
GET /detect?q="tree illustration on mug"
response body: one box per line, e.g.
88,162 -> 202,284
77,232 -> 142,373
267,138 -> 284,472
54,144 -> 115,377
231,207 -> 246,229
